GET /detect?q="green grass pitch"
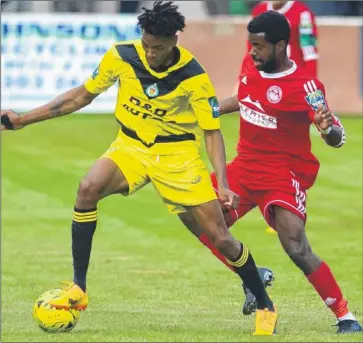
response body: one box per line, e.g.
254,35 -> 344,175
1,114 -> 362,342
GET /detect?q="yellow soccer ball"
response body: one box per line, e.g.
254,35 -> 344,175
33,288 -> 80,333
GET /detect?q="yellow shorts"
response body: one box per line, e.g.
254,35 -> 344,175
101,132 -> 217,214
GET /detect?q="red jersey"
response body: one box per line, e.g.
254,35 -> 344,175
241,1 -> 318,77
237,55 -> 345,190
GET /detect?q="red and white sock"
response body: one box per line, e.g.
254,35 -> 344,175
306,261 -> 356,321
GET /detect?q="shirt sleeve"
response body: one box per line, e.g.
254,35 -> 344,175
189,73 -> 221,131
84,46 -> 122,94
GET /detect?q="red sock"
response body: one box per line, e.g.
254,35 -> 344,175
198,233 -> 235,272
306,261 -> 349,318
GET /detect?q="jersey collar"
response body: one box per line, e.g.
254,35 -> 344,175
266,1 -> 295,14
259,60 -> 297,78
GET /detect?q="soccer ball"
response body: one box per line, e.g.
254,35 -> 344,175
33,288 -> 80,333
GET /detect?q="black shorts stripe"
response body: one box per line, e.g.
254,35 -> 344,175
116,118 -> 195,148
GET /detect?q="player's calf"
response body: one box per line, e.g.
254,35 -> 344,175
72,177 -> 106,291
273,206 -> 320,274
72,158 -> 130,292
274,206 -> 362,332
187,202 -> 275,315
280,231 -> 321,275
179,210 -> 276,315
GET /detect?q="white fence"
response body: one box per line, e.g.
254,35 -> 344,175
1,14 -> 362,114
1,14 -> 141,113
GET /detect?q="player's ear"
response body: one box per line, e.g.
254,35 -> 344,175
276,40 -> 286,54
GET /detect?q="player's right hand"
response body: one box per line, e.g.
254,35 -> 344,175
313,104 -> 333,131
218,187 -> 240,210
1,110 -> 23,131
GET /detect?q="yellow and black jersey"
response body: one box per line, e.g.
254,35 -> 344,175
84,40 -> 220,152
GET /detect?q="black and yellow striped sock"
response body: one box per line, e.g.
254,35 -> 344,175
228,243 -> 273,310
72,207 -> 97,292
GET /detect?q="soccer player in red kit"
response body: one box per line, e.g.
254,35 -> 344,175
241,1 -> 318,77
180,11 -> 362,334
239,1 -> 318,240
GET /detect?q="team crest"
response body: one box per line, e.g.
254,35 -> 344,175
145,83 -> 159,98
267,85 -> 282,104
305,89 -> 326,111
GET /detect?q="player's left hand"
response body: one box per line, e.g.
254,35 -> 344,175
313,104 -> 333,131
218,187 -> 240,210
0,109 -> 23,131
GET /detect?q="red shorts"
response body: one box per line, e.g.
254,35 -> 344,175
211,161 -> 307,230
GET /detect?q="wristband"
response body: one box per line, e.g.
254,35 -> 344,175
320,126 -> 332,135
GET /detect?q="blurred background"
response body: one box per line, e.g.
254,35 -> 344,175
2,0 -> 363,16
1,0 -> 362,114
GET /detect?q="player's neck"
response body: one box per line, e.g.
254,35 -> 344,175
272,1 -> 289,11
272,4 -> 284,10
273,58 -> 293,74
151,47 -> 180,72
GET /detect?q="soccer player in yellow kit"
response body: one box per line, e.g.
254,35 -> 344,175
1,1 -> 277,335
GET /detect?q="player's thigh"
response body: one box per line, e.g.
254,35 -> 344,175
272,206 -> 307,247
210,161 -> 256,228
178,198 -> 226,237
100,138 -> 150,196
80,157 -> 129,200
178,211 -> 204,237
257,177 -> 307,231
149,153 -> 217,214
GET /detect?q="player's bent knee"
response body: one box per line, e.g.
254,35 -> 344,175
212,233 -> 241,261
77,178 -> 105,204
211,231 -> 232,251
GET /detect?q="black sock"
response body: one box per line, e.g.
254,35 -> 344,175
228,243 -> 273,310
72,207 -> 97,292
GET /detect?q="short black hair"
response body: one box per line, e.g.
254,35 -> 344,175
247,10 -> 290,44
137,1 -> 186,37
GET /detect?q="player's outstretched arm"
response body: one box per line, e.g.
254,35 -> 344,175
219,94 -> 239,115
204,129 -> 240,210
0,85 -> 98,131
